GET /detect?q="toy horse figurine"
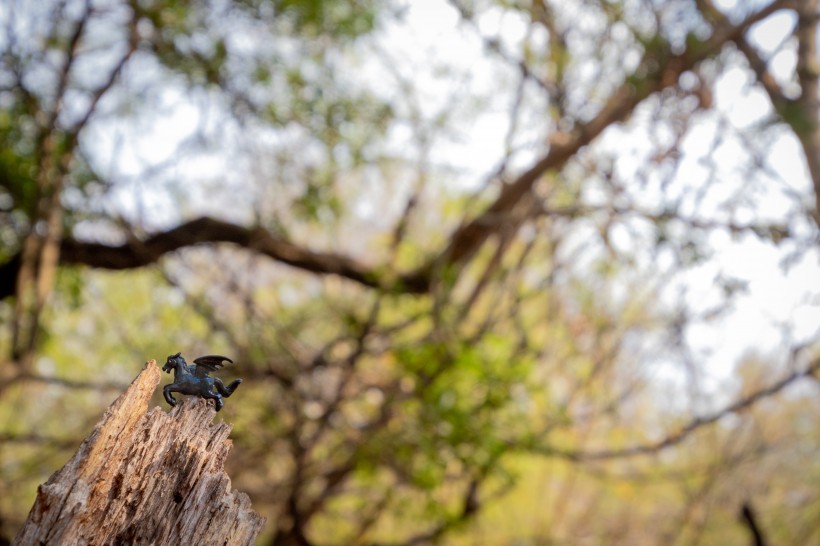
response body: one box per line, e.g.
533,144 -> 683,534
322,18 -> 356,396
162,352 -> 243,412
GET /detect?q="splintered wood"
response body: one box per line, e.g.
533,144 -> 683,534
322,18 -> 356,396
13,360 -> 265,546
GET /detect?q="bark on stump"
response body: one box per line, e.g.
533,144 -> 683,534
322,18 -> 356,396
13,360 -> 265,546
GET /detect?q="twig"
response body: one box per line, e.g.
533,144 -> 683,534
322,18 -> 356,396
739,501 -> 768,546
550,356 -> 820,461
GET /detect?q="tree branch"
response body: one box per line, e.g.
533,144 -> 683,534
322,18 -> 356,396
0,217 -> 432,300
739,501 -> 768,546
425,0 -> 799,275
699,0 -> 818,224
794,0 -> 820,224
548,356 -> 820,461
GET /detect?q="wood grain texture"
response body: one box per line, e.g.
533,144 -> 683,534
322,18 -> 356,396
13,360 -> 265,546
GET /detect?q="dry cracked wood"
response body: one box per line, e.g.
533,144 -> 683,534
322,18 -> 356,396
13,360 -> 265,546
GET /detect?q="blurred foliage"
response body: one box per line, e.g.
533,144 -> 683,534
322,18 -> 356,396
0,0 -> 819,545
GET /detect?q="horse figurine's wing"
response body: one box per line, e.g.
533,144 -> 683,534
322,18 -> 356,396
192,355 -> 233,377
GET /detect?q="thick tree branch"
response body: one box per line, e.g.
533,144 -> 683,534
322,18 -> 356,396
0,217 -> 431,300
794,0 -> 820,223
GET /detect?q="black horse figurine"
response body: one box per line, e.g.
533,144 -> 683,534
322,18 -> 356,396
161,352 -> 242,412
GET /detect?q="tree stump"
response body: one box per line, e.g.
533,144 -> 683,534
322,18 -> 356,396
13,360 -> 265,546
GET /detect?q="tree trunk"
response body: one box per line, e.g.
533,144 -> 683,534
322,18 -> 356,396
13,360 -> 265,546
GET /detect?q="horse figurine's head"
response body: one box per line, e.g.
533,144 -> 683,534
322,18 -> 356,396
162,352 -> 185,373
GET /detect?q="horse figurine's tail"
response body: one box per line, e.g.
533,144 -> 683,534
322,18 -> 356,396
215,378 -> 242,397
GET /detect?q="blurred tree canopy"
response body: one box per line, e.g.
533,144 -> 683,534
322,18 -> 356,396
0,0 -> 819,545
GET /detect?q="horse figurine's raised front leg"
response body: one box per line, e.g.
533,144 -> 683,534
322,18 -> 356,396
161,352 -> 243,412
163,383 -> 180,408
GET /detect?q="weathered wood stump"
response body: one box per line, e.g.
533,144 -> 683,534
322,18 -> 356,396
13,360 -> 265,546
